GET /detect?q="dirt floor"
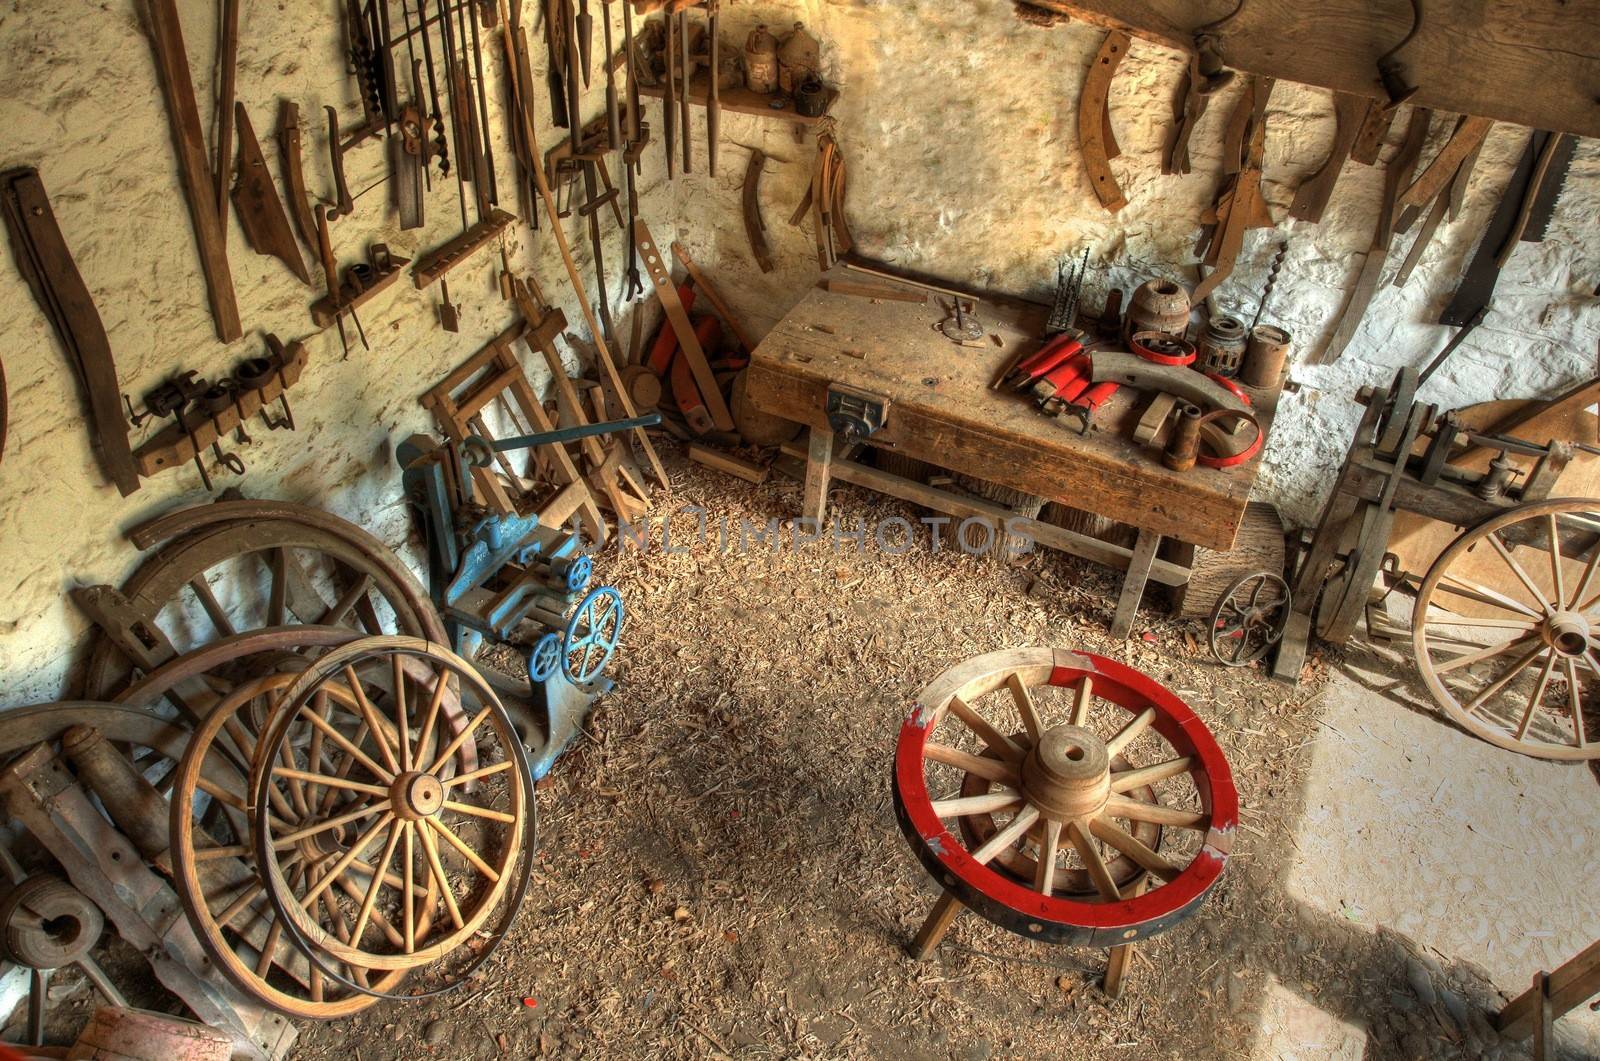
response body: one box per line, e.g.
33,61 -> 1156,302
287,452 -> 1597,1060
24,452 -> 1588,1059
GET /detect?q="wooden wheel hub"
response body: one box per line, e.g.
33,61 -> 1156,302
1542,611 -> 1592,658
393,772 -> 444,820
1022,725 -> 1110,820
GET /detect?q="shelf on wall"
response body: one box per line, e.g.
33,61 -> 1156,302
636,76 -> 837,125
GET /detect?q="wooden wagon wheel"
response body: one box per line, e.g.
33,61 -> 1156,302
893,647 -> 1236,950
249,637 -> 534,995
1412,498 -> 1600,760
80,521 -> 436,701
169,673 -> 434,1017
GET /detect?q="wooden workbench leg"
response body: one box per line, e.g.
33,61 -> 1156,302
1110,529 -> 1160,640
802,426 -> 834,525
906,890 -> 963,960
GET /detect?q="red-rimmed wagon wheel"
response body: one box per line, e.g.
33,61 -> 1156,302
892,647 -> 1237,994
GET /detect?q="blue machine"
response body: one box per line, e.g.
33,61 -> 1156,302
397,414 -> 655,777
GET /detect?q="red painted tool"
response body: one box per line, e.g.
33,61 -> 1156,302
1006,334 -> 1082,388
646,283 -> 697,374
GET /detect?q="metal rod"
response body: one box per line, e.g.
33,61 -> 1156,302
490,412 -> 661,452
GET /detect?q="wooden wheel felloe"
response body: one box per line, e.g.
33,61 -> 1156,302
169,674 -> 421,1018
1209,572 -> 1291,667
1412,498 -> 1600,760
249,637 -> 534,996
893,648 -> 1237,950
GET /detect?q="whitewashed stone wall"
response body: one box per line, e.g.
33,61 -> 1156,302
0,0 -> 1595,702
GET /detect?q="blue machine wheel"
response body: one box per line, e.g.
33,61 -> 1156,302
562,587 -> 623,684
563,554 -> 594,593
528,632 -> 562,682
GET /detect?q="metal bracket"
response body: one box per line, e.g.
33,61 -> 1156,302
825,385 -> 889,441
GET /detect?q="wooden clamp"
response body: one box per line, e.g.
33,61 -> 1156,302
413,208 -> 516,289
1078,30 -> 1130,212
133,340 -> 309,477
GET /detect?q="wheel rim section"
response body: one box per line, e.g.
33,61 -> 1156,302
169,674 -> 422,1018
250,636 -> 535,995
1412,497 -> 1600,761
893,647 -> 1237,947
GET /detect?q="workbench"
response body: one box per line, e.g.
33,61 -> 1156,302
744,270 -> 1283,637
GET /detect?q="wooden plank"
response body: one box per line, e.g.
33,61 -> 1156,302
688,442 -> 769,484
670,242 -> 756,351
1496,938 -> 1600,1041
1021,1 -> 1600,140
142,0 -> 241,341
822,280 -> 927,304
1110,528 -> 1160,639
1396,116 -> 1494,216
802,427 -> 833,523
412,209 -> 516,288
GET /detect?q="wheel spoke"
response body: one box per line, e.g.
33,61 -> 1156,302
188,575 -> 236,637
317,573 -> 375,628
1087,816 -> 1181,881
1424,615 -> 1536,631
1034,818 -> 1062,897
1066,820 -> 1121,902
214,880 -> 264,929
930,789 -> 1023,818
297,707 -> 394,782
1070,677 -> 1093,727
923,743 -> 1018,786
425,704 -> 494,775
195,775 -> 247,811
441,760 -> 516,789
273,799 -> 391,848
1103,794 -> 1205,829
402,822 -> 416,952
1437,571 -> 1542,619
1105,708 -> 1157,757
1434,634 -> 1541,674
1462,643 -> 1546,716
392,656 -> 411,773
1567,542 -> 1600,611
945,696 -> 1025,763
969,806 -> 1040,865
410,671 -> 452,768
416,817 -> 465,929
1486,532 -> 1555,615
299,810 -> 396,910
332,872 -> 405,950
345,666 -> 401,775
272,766 -> 388,797
441,799 -> 517,824
1563,657 -> 1587,748
1546,514 -> 1568,608
350,820 -> 403,948
1110,756 -> 1193,792
267,548 -> 288,627
426,816 -> 501,882
1004,673 -> 1043,743
1514,651 -> 1560,740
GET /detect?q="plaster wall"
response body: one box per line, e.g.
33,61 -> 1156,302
1,0 -> 1597,704
669,0 -> 1600,520
0,0 -> 668,704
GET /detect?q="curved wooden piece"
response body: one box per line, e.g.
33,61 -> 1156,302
742,148 -> 774,274
1289,91 -> 1366,223
1078,31 -> 1130,213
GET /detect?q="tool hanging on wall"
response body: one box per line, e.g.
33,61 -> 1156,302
1078,29 -> 1129,212
502,13 -> 671,488
1375,0 -> 1423,109
1314,106 -> 1432,364
706,0 -> 720,175
230,104 -> 311,283
662,10 -> 677,177
1045,247 -> 1091,336
602,0 -> 623,148
1287,91 -> 1365,223
323,105 -> 356,221
678,5 -> 693,174
1,168 -> 139,495
406,0 -> 450,175
1391,115 -> 1489,288
142,0 -> 241,342
1193,77 -> 1275,303
743,147 -> 775,273
274,100 -> 320,255
1162,50 -> 1211,176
